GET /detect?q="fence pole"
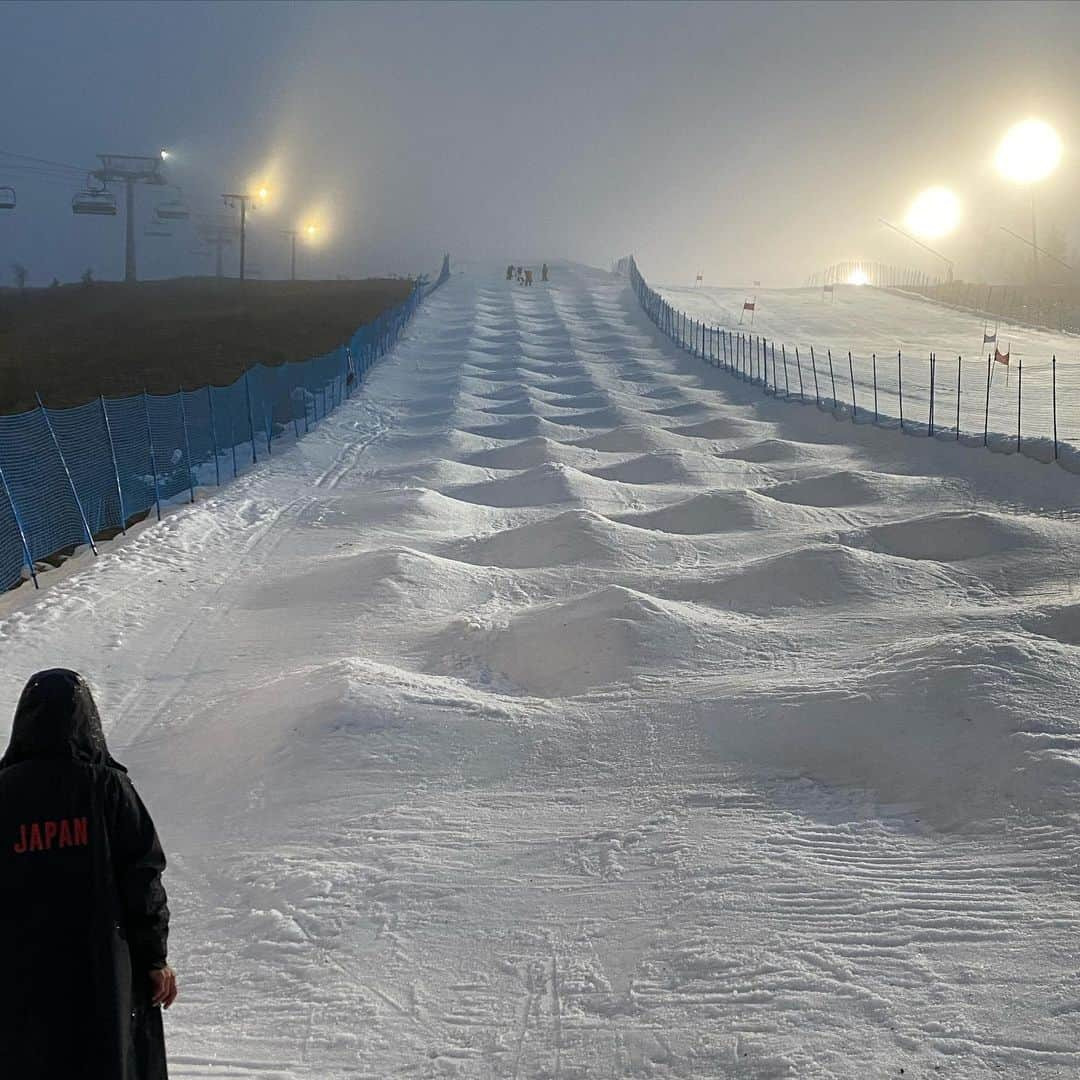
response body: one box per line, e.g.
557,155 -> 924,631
178,388 -> 196,504
0,460 -> 38,588
810,346 -> 821,405
928,353 -> 935,437
206,386 -> 222,486
794,347 -> 804,401
1016,355 -> 1022,454
871,354 -> 878,424
142,390 -> 162,522
722,328 -> 728,369
229,409 -> 238,479
955,356 -> 961,441
35,393 -> 97,554
100,396 -> 127,533
898,350 -> 904,431
244,371 -> 258,463
983,354 -> 991,447
1052,354 -> 1058,460
827,349 -> 837,410
781,344 -> 790,397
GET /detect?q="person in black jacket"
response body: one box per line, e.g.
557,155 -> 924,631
0,669 -> 176,1079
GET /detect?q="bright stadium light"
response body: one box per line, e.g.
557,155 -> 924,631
304,222 -> 318,239
905,186 -> 961,240
256,185 -> 269,202
995,119 -> 1062,184
848,267 -> 869,286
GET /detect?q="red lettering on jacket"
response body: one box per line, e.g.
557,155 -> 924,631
12,817 -> 90,854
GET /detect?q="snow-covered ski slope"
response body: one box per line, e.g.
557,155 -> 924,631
660,281 -> 1080,456
2,263 -> 1080,1077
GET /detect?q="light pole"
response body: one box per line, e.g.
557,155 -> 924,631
282,229 -> 297,280
283,223 -> 319,281
995,119 -> 1062,286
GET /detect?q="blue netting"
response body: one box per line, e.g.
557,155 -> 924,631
103,396 -> 158,523
146,393 -> 192,504
181,387 -> 217,486
0,409 -> 89,563
0,470 -> 30,589
49,400 -> 123,537
0,278 -> 428,592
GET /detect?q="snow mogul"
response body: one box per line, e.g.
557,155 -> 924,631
0,669 -> 176,1079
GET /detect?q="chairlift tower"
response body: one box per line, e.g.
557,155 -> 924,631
196,220 -> 239,279
91,153 -> 167,283
222,193 -> 258,281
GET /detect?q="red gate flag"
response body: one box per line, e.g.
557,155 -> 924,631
994,346 -> 1010,366
743,300 -> 755,312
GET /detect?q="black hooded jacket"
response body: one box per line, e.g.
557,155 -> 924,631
0,669 -> 170,1079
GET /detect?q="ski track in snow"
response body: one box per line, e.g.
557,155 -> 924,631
1,264 -> 1080,1077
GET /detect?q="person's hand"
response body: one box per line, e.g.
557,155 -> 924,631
149,966 -> 178,1009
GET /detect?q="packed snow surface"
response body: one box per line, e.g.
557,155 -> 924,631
2,263 -> 1079,1077
659,281 -> 1080,457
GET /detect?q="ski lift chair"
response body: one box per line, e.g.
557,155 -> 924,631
155,188 -> 190,221
72,189 -> 118,216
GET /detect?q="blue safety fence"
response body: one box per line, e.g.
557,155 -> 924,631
0,256 -> 451,593
624,255 -> 1080,476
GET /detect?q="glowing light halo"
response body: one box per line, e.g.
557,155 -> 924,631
995,118 -> 1062,184
904,186 -> 961,240
847,267 -> 869,286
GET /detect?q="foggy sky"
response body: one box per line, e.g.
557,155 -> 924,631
1,0 -> 1078,287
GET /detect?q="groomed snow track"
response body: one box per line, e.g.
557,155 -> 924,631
1,262 -> 1079,1077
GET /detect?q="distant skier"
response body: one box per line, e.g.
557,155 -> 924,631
0,669 -> 176,1079
506,264 -> 514,281
541,263 -> 549,282
525,268 -> 533,286
516,266 -> 524,284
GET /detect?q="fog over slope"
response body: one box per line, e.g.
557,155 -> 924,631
3,1 -> 1079,284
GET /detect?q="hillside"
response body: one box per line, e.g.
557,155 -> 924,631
1,263 -> 1077,1077
0,276 -> 413,414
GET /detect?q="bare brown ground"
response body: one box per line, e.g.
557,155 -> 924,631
0,276 -> 413,415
